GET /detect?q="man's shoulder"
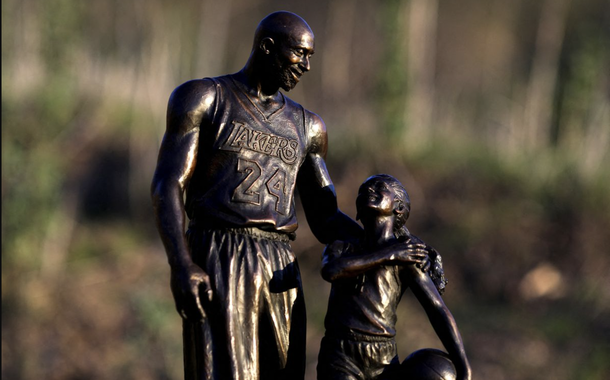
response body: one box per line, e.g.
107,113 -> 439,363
281,94 -> 324,125
297,106 -> 326,153
169,78 -> 218,110
281,92 -> 302,108
173,77 -> 218,92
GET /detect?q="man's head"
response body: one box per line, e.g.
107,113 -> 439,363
356,174 -> 411,237
252,11 -> 315,91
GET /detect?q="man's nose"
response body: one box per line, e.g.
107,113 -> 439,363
301,56 -> 310,72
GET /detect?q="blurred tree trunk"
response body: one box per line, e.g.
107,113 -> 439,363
481,0 -> 520,155
4,0 -> 45,97
40,190 -> 78,280
196,0 -> 233,76
403,0 -> 438,146
581,90 -> 610,177
321,0 -> 356,103
523,0 -> 570,151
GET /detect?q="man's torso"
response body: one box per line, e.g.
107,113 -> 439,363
186,74 -> 311,233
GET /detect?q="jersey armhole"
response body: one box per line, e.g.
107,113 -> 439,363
205,77 -> 221,126
301,105 -> 311,152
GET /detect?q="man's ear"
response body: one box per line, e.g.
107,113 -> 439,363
260,37 -> 275,54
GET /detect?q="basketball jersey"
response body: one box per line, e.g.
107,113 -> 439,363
185,75 -> 310,233
323,240 -> 410,339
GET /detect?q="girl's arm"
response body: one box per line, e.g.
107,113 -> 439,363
321,240 -> 429,282
405,264 -> 472,380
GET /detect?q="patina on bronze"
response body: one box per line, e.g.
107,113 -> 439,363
151,11 -> 368,380
317,174 -> 472,380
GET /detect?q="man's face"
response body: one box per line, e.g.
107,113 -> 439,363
271,31 -> 314,91
356,178 -> 397,218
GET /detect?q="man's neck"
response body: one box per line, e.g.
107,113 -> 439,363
237,62 -> 280,95
233,69 -> 284,114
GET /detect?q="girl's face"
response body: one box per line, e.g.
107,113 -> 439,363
356,178 -> 397,218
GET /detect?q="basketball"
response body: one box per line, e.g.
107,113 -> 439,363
400,348 -> 457,380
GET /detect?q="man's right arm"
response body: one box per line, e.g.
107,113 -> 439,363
296,112 -> 363,244
151,79 -> 216,321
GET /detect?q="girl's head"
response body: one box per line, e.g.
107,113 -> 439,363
356,174 -> 411,238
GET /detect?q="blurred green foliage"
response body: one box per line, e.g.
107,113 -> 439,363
2,0 -> 609,379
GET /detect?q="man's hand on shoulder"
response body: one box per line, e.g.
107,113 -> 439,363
388,240 -> 432,273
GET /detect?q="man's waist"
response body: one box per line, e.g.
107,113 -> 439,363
188,219 -> 296,242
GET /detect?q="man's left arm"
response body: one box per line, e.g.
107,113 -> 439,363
296,112 -> 363,244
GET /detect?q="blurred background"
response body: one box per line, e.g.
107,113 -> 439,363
2,0 -> 609,379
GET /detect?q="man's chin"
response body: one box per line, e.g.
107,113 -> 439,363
279,75 -> 300,91
281,82 -> 298,92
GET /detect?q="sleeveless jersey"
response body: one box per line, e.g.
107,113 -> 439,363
185,75 -> 310,233
323,240 -> 411,339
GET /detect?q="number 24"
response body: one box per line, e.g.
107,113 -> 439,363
232,158 -> 288,215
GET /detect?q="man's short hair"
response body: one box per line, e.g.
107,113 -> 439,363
253,11 -> 312,49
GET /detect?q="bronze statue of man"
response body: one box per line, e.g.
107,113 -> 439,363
151,11 -> 363,380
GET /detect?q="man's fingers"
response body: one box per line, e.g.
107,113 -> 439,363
407,243 -> 427,249
406,248 -> 429,255
422,260 -> 431,272
198,281 -> 214,303
194,291 -> 207,321
205,289 -> 214,302
193,276 -> 213,317
176,278 -> 210,322
402,253 -> 427,265
171,265 -> 214,322
190,285 -> 207,322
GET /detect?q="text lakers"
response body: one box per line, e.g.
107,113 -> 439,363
223,122 -> 300,165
